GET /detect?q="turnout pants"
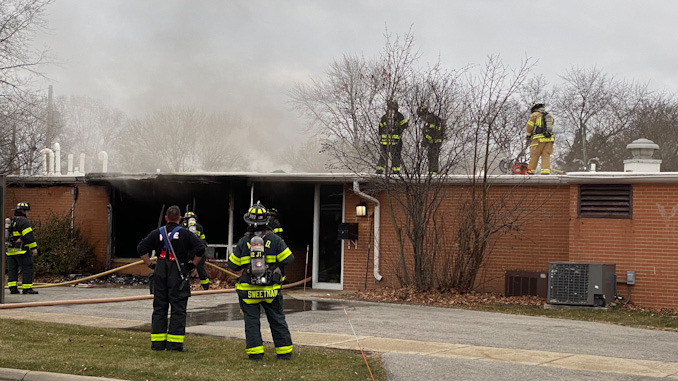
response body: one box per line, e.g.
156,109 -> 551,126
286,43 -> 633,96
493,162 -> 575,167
196,255 -> 209,287
151,258 -> 191,350
427,143 -> 441,174
528,140 -> 554,174
239,293 -> 293,358
6,253 -> 34,289
377,140 -> 403,173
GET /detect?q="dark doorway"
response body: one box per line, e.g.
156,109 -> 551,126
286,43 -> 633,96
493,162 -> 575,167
317,184 -> 343,284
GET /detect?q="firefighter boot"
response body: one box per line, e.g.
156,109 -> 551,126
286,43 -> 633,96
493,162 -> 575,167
9,286 -> 19,294
202,283 -> 209,290
22,288 -> 39,294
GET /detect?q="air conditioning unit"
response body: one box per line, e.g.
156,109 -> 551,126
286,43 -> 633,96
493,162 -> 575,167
547,262 -> 616,307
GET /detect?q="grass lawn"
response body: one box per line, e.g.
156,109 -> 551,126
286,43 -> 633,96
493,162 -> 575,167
0,319 -> 385,381
471,303 -> 678,331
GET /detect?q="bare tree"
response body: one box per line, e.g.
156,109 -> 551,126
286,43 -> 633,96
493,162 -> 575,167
53,95 -> 126,172
445,55 -> 536,292
0,0 -> 53,174
553,66 -> 649,171
294,30 -> 539,292
279,138 -> 332,173
119,106 -> 244,173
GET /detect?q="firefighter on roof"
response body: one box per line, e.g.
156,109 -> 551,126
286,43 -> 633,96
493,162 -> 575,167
227,202 -> 294,360
417,106 -> 446,175
137,205 -> 205,351
376,99 -> 408,174
5,202 -> 39,294
525,103 -> 555,175
182,211 -> 210,290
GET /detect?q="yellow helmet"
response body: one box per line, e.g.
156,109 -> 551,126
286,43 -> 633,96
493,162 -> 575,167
243,202 -> 269,226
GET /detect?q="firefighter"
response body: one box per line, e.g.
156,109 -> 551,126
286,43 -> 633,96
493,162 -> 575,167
137,205 -> 205,351
5,202 -> 39,294
227,202 -> 294,361
525,103 -> 555,175
417,106 -> 446,175
182,211 -> 210,290
267,207 -> 283,238
376,99 -> 408,174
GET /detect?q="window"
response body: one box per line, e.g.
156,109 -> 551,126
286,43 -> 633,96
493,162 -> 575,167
578,184 -> 632,219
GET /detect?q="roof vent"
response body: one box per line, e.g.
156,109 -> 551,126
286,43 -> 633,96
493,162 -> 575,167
624,138 -> 661,172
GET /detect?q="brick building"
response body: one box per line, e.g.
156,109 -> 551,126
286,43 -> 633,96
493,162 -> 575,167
4,172 -> 678,309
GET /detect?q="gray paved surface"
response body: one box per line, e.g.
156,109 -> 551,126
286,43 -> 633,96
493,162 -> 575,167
1,286 -> 678,380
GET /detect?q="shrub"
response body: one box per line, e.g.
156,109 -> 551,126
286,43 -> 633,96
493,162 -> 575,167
32,212 -> 96,277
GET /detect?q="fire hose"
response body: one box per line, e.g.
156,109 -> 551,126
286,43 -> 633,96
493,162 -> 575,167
5,258 -> 241,290
0,276 -> 312,309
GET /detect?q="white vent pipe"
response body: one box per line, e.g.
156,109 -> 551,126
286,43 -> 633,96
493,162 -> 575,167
79,153 -> 86,174
98,151 -> 108,173
67,154 -> 74,175
39,148 -> 54,175
52,143 -> 61,175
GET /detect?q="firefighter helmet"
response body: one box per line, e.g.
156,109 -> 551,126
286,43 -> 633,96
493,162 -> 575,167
386,99 -> 398,111
16,202 -> 30,211
184,211 -> 198,220
268,208 -> 279,218
531,103 -> 545,113
243,202 -> 269,226
417,106 -> 429,116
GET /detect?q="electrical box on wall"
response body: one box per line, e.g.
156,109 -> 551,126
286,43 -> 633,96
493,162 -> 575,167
337,223 -> 358,240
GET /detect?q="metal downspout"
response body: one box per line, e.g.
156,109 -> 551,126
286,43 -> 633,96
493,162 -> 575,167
353,181 -> 382,281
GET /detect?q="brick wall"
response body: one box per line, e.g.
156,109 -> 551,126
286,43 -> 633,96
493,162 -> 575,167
570,183 -> 678,309
5,184 -> 110,270
344,184 -> 570,293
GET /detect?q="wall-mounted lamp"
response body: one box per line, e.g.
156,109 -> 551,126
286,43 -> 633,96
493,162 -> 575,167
356,201 -> 367,217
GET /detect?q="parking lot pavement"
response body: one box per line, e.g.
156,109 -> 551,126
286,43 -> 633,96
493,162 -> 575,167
2,287 -> 678,380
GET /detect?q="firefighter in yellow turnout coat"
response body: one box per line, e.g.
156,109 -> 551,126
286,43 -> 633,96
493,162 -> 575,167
525,103 -> 555,175
227,203 -> 294,360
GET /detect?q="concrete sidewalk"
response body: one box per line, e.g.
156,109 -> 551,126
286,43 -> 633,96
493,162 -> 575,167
2,287 -> 678,380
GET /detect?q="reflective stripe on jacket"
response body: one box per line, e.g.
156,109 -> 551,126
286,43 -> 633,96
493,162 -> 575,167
526,111 -> 554,142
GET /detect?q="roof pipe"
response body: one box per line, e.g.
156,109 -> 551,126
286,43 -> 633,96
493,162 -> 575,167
52,142 -> 61,175
353,181 -> 382,281
67,154 -> 74,175
98,151 -> 108,173
79,153 -> 86,175
39,148 -> 54,175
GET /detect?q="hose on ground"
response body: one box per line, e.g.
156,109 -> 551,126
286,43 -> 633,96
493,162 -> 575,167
5,258 -> 240,289
0,277 -> 312,309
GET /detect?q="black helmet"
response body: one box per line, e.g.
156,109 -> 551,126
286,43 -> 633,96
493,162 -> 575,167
417,106 -> 428,116
530,103 -> 545,113
268,208 -> 279,218
243,202 -> 269,226
386,99 -> 398,110
184,211 -> 197,220
16,202 -> 30,211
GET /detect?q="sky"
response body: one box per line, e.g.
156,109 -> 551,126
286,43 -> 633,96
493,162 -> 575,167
31,0 -> 678,154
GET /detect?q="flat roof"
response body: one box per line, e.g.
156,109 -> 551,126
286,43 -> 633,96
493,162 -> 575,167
7,171 -> 678,186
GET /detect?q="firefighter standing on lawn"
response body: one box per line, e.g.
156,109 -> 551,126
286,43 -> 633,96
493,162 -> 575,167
525,103 -> 555,175
137,205 -> 205,351
227,202 -> 294,361
376,99 -> 408,174
182,211 -> 210,290
5,202 -> 39,294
